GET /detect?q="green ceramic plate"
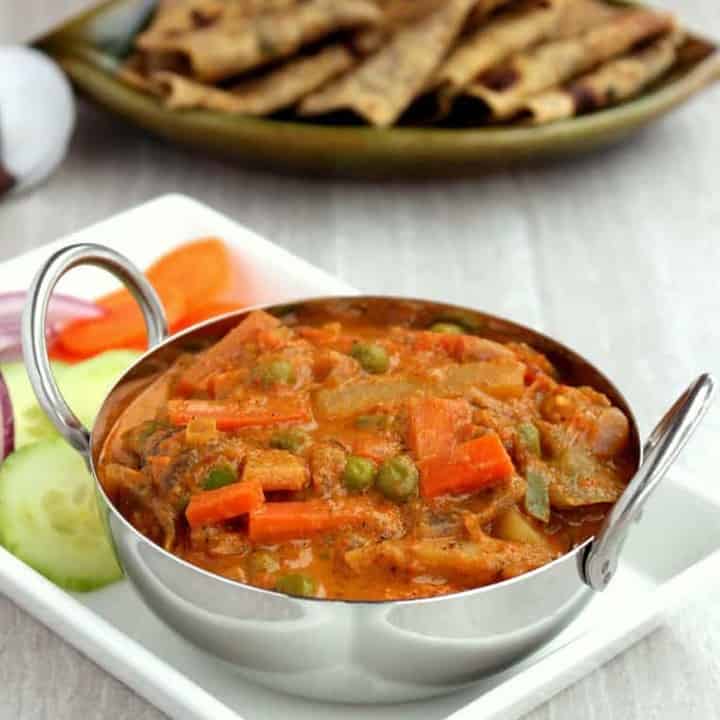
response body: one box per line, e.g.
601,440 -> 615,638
37,0 -> 720,178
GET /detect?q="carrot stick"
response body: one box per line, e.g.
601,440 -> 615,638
146,238 -> 233,313
57,239 -> 237,356
186,480 -> 264,528
58,285 -> 187,356
248,500 -> 368,543
167,397 -> 311,430
420,433 -> 514,499
177,310 -> 280,394
407,397 -> 471,460
48,341 -> 86,364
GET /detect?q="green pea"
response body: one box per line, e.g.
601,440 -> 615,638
342,455 -> 377,492
377,455 -> 419,502
254,359 -> 295,387
432,310 -> 479,332
248,551 -> 280,577
351,342 -> 389,374
355,414 -> 391,431
517,423 -> 541,456
202,465 -> 237,490
429,322 -> 464,335
275,573 -> 316,597
270,429 -> 309,454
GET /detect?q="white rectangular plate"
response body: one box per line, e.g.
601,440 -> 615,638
2,195 -> 720,720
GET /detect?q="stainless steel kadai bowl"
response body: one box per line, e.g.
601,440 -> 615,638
23,244 -> 716,704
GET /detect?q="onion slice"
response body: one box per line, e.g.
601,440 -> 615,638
0,369 -> 14,460
0,291 -> 104,327
0,292 -> 103,362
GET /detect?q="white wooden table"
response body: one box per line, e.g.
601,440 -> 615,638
2,2 -> 720,718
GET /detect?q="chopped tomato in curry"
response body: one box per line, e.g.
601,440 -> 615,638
99,302 -> 633,601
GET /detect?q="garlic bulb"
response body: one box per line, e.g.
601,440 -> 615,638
0,46 -> 75,196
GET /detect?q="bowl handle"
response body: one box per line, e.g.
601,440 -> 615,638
22,243 -> 168,458
581,373 -> 716,591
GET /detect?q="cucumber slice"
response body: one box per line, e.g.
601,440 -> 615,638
20,350 -> 140,443
0,437 -> 122,591
0,361 -> 69,448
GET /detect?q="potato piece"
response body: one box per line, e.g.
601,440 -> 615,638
310,442 -> 347,496
244,450 -> 308,492
185,417 -> 218,446
494,506 -> 551,548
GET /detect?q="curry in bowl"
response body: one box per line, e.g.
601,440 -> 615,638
99,300 -> 633,601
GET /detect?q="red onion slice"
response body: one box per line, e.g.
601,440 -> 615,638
0,369 -> 14,460
0,292 -> 103,362
0,291 -> 104,327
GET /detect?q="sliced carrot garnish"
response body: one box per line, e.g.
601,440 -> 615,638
146,237 -> 233,313
58,285 -> 187,356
